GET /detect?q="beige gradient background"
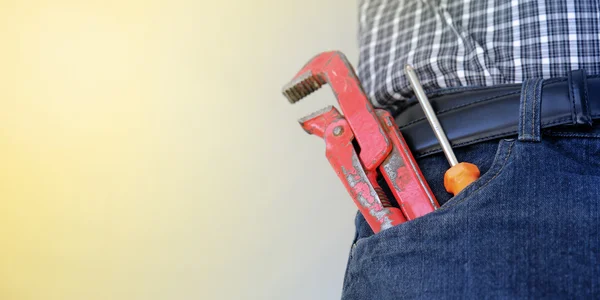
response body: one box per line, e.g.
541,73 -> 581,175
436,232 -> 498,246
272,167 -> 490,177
1,1 -> 358,299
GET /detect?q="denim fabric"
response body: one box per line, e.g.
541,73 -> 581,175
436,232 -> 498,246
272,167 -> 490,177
342,85 -> 600,298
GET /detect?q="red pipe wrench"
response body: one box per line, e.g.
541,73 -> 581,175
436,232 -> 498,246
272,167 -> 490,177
283,51 -> 439,233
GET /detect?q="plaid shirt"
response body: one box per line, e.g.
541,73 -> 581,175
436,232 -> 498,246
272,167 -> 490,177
359,0 -> 600,112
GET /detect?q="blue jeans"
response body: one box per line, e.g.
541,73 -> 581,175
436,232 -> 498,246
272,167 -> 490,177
342,84 -> 600,298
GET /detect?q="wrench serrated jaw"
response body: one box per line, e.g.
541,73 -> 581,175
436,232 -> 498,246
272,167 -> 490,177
282,72 -> 327,104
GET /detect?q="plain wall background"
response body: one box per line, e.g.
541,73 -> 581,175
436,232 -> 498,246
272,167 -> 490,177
1,1 -> 358,299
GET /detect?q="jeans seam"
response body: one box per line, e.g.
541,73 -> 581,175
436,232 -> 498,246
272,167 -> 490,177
532,82 -> 535,137
521,81 -> 528,139
440,140 -> 515,211
532,80 -> 540,139
545,132 -> 600,138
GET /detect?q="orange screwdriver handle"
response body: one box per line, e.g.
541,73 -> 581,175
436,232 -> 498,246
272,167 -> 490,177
443,162 -> 480,196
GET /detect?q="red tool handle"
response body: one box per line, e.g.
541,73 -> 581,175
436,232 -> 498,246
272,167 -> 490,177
376,110 -> 440,220
302,107 -> 406,233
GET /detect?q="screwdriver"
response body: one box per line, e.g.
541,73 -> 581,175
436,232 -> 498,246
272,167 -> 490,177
404,65 -> 480,196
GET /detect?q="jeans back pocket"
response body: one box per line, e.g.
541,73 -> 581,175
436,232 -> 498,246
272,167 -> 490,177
343,139 -> 517,299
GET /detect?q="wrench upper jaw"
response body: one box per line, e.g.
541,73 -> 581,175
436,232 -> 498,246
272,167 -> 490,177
282,51 -> 344,104
282,71 -> 327,104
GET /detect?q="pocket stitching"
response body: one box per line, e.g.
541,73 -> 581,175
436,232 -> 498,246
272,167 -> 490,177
439,140 -> 515,211
544,132 -> 600,138
350,140 -> 515,247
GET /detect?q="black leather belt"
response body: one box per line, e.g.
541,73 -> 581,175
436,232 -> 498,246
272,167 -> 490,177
395,71 -> 600,158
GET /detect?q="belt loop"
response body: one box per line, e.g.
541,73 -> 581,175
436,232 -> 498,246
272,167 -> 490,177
568,69 -> 593,126
518,78 -> 544,142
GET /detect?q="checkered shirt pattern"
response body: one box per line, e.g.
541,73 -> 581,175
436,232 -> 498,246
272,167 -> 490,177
359,0 -> 600,112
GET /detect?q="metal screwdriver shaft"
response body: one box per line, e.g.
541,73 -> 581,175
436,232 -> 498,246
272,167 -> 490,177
404,64 -> 480,196
404,65 -> 458,166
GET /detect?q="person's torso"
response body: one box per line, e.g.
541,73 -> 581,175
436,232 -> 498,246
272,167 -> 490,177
359,0 -> 600,112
